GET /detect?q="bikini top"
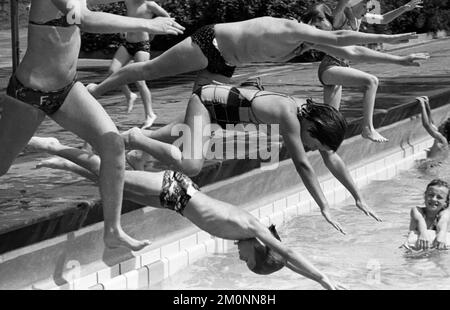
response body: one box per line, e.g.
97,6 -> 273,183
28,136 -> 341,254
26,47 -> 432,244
29,15 -> 78,28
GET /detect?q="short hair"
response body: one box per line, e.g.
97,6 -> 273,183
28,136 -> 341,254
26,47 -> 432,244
250,225 -> 285,275
426,179 -> 450,208
303,3 -> 334,28
438,118 -> 450,144
298,99 -> 348,152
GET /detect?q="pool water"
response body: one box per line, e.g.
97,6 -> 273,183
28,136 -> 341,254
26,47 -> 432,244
149,157 -> 450,290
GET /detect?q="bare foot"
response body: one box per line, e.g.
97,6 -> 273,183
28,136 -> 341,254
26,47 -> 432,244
86,83 -> 99,98
121,127 -> 144,148
104,228 -> 151,252
35,157 -> 71,170
362,127 -> 389,143
141,114 -> 157,130
126,150 -> 147,170
27,137 -> 62,153
126,93 -> 138,113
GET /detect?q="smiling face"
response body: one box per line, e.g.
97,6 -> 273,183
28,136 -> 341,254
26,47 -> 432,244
424,185 -> 450,213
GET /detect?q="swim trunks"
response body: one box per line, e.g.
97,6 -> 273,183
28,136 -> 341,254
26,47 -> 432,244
317,55 -> 350,86
122,40 -> 151,56
160,171 -> 200,215
193,84 -> 268,129
191,25 -> 236,78
6,75 -> 77,115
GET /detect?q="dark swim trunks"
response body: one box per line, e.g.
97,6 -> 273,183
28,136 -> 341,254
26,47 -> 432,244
160,171 -> 200,215
6,75 -> 77,115
191,25 -> 236,78
193,84 -> 266,129
318,55 -> 350,86
123,40 -> 151,56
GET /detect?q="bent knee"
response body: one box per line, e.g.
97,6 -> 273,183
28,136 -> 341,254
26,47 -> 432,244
95,132 -> 125,155
362,75 -> 379,89
181,162 -> 203,177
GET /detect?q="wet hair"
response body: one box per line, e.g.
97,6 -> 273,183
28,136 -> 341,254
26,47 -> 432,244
438,118 -> 450,143
303,3 -> 334,29
298,99 -> 348,152
426,179 -> 450,208
250,225 -> 286,275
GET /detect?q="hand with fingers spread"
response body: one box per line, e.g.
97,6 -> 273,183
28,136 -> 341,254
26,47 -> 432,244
146,17 -> 185,35
400,53 -> 430,67
320,276 -> 349,290
404,0 -> 423,11
355,200 -> 383,222
416,233 -> 430,250
321,208 -> 346,235
383,32 -> 418,44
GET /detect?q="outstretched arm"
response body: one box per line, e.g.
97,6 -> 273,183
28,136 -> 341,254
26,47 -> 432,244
410,207 -> 430,250
249,219 -> 345,290
434,210 -> 450,250
290,20 -> 418,46
281,113 -> 345,234
320,150 -> 382,222
370,0 -> 422,25
51,0 -> 184,34
417,97 -> 448,145
147,1 -> 171,17
306,43 -> 430,66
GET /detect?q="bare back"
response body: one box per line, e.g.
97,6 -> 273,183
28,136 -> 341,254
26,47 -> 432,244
214,17 -> 307,65
16,0 -> 80,91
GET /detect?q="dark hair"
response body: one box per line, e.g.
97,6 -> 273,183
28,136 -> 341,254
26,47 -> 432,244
250,225 -> 285,275
426,179 -> 450,208
302,3 -> 334,28
438,118 -> 450,143
298,99 -> 348,152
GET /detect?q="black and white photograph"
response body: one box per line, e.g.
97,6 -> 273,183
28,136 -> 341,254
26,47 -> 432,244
0,0 -> 449,293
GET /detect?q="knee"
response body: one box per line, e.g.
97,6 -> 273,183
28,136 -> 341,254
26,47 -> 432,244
181,162 -> 203,177
363,75 -> 379,89
95,132 -> 126,158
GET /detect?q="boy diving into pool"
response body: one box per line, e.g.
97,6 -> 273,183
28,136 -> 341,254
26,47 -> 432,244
27,136 -> 347,290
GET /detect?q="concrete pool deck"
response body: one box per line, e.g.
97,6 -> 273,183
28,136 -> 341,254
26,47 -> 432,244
0,37 -> 450,289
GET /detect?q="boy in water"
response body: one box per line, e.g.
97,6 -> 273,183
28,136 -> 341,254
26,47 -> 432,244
407,179 -> 450,251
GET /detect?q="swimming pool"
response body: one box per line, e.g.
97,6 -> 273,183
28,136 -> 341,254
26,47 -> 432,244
148,158 -> 450,290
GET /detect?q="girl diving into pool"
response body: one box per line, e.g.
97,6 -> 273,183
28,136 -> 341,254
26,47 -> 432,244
27,137 -> 347,290
119,84 -> 385,234
0,0 -> 183,251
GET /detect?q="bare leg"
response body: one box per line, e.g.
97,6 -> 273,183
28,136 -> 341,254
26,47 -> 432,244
108,46 -> 137,112
321,66 -> 388,143
134,51 -> 157,129
90,37 -> 208,97
0,94 -> 45,176
50,83 -> 150,251
123,95 -> 212,176
30,137 -> 164,206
